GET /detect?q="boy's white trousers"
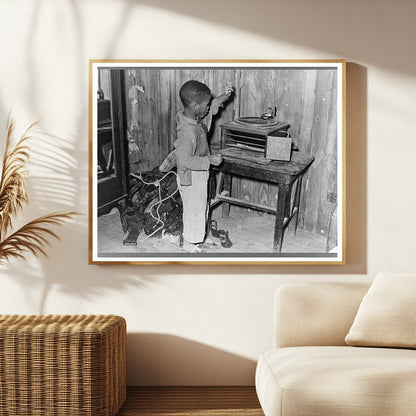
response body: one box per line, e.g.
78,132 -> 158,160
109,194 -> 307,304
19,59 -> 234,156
177,170 -> 209,244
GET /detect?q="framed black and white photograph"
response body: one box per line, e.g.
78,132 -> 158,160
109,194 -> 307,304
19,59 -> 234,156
89,60 -> 345,264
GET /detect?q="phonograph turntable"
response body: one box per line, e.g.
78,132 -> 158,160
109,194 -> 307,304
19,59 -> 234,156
219,115 -> 297,165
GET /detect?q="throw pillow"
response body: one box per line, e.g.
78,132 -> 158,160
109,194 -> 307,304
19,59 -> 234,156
345,272 -> 416,348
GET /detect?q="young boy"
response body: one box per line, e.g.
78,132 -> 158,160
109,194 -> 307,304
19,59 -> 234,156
174,80 -> 232,253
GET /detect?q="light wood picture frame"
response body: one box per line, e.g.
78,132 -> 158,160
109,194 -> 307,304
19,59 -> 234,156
89,60 -> 346,265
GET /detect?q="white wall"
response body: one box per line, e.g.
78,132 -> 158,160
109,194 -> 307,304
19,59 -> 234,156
0,0 -> 415,385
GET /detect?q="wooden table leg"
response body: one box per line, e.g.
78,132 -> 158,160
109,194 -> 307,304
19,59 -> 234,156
222,173 -> 232,218
284,184 -> 293,220
293,176 -> 303,237
274,184 -> 289,252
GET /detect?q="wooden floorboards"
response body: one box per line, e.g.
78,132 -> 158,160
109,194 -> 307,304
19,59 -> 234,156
117,386 -> 264,416
98,205 -> 327,256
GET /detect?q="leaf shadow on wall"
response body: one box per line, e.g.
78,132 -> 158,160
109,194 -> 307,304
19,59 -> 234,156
126,333 -> 257,386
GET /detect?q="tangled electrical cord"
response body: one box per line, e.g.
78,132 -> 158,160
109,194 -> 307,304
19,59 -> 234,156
129,170 -> 179,243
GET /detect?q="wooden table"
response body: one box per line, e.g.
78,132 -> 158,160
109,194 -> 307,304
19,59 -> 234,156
210,151 -> 315,253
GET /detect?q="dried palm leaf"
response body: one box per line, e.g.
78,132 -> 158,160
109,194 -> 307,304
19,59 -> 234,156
0,117 -> 38,239
0,212 -> 78,265
0,115 -> 79,264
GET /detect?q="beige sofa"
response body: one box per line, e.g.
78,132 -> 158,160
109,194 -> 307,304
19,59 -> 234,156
255,282 -> 416,416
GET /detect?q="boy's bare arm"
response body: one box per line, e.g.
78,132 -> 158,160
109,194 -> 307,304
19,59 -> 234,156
211,84 -> 234,116
205,84 -> 233,131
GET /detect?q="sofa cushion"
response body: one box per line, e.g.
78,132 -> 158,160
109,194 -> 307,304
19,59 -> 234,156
256,346 -> 416,416
345,272 -> 416,348
274,283 -> 370,348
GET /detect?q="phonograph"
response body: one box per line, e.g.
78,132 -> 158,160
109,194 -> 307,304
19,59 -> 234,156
219,109 -> 297,165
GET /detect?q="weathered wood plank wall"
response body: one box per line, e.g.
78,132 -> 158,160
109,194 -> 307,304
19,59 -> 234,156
99,67 -> 338,235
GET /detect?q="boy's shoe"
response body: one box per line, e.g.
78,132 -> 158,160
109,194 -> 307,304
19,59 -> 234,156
197,238 -> 220,252
179,236 -> 219,253
184,244 -> 202,253
179,237 -> 202,253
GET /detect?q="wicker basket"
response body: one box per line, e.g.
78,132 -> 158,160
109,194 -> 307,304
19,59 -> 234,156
0,314 -> 126,416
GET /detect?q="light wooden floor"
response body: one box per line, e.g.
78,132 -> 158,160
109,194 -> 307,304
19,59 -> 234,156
116,386 -> 264,416
98,205 -> 327,256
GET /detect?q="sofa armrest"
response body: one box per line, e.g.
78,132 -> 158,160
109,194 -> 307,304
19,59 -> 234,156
273,282 -> 370,348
